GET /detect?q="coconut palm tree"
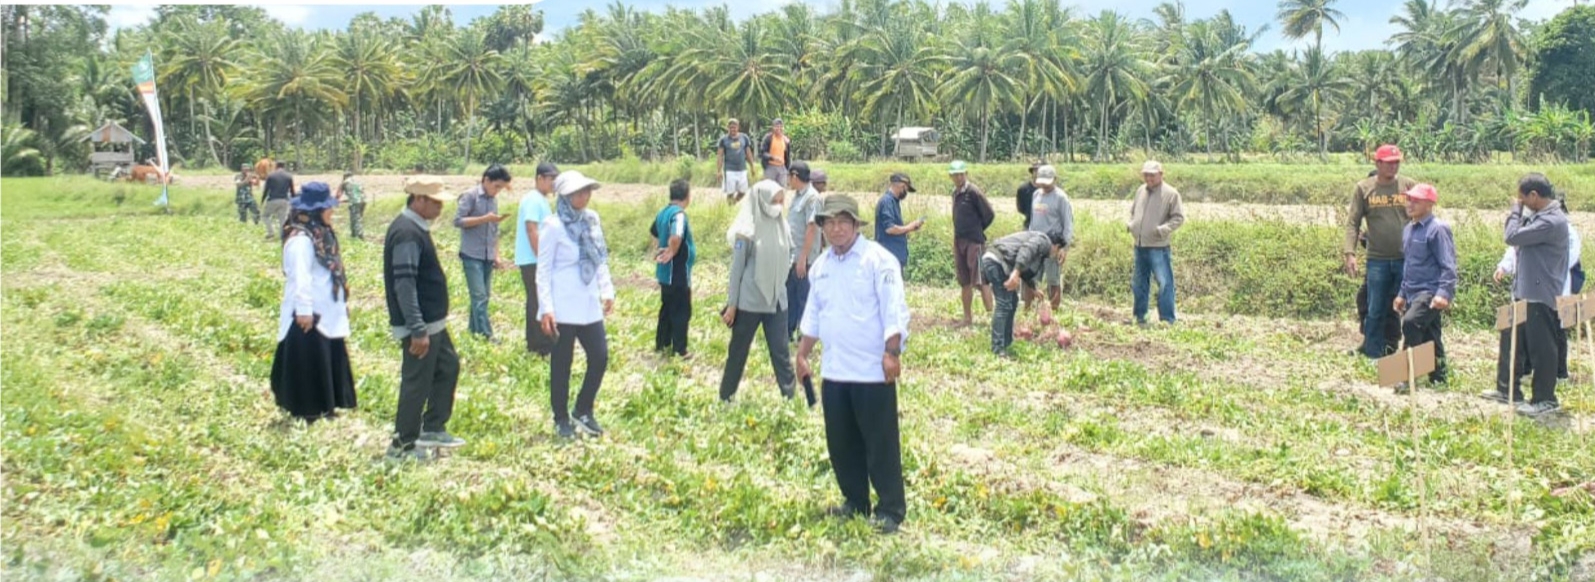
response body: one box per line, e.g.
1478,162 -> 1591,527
1164,20 -> 1255,160
440,28 -> 504,166
241,29 -> 346,166
1279,47 -> 1351,159
1276,0 -> 1344,53
1079,11 -> 1152,160
1454,0 -> 1527,95
159,16 -> 238,166
938,39 -> 1026,161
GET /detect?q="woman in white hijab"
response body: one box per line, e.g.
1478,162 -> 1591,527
719,179 -> 797,403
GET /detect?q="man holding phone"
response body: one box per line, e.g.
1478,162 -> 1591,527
875,173 -> 924,273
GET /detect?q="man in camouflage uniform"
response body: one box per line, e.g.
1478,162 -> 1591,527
339,171 -> 367,240
234,163 -> 260,224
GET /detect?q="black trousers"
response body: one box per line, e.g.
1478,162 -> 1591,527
1398,291 -> 1447,383
394,330 -> 459,447
520,266 -> 556,355
822,380 -> 906,523
720,308 -> 795,401
1496,302 -> 1561,404
656,283 -> 692,356
551,321 -> 608,423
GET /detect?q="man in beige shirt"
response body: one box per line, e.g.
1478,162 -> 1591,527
1127,161 -> 1184,325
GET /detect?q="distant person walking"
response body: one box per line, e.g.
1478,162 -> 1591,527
455,164 -> 513,341
652,179 -> 696,358
337,171 -> 367,240
759,118 -> 792,185
795,194 -> 912,535
235,163 -> 260,224
1392,184 -> 1456,392
1027,165 -> 1074,312
1343,145 -> 1416,359
383,176 -> 464,461
516,162 -> 560,356
270,182 -> 355,423
1126,161 -> 1184,325
875,173 -> 924,273
948,161 -> 995,327
717,118 -> 756,203
1486,173 -> 1570,417
538,171 -> 615,439
261,161 -> 297,240
720,179 -> 797,402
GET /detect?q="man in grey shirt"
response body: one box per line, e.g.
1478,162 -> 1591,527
717,118 -> 756,203
454,164 -> 513,341
1487,173 -> 1570,417
786,161 -> 823,341
1026,165 -> 1074,311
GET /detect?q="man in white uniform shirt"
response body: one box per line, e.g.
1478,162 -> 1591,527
795,195 -> 911,535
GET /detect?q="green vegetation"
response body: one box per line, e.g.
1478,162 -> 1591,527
3,178 -> 1592,580
571,159 -> 1595,209
4,2 -> 1593,177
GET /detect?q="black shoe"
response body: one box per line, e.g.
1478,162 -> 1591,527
1479,390 -> 1511,404
574,414 -> 604,437
417,431 -> 467,448
869,515 -> 900,534
554,420 -> 577,440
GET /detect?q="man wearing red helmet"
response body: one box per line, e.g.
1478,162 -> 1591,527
1391,183 -> 1455,392
1343,145 -> 1418,359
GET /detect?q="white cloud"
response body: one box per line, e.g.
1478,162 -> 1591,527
248,4 -> 312,28
106,5 -> 156,31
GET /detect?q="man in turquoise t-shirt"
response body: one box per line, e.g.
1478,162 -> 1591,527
516,162 -> 559,356
651,179 -> 696,357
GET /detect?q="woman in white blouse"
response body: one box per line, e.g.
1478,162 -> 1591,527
537,171 -> 615,439
270,182 -> 356,422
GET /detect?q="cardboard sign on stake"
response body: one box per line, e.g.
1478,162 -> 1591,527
1581,295 -> 1595,324
1559,295 -> 1583,329
1496,301 -> 1529,331
1377,341 -> 1437,387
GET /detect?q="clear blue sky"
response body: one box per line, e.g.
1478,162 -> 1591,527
107,0 -> 1578,54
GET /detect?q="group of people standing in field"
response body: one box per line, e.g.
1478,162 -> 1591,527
1342,146 -> 1577,415
255,127 -> 1576,539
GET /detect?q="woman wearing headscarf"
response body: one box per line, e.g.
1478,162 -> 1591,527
537,171 -> 615,439
270,182 -> 356,422
719,179 -> 797,403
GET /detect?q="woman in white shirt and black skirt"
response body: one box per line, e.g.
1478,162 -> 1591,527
537,171 -> 615,439
270,182 -> 356,422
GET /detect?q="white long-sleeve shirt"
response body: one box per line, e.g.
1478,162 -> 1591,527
536,211 -> 616,326
278,234 -> 350,341
800,235 -> 911,384
1498,224 -> 1582,295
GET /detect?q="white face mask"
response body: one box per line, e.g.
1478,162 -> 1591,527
766,203 -> 785,218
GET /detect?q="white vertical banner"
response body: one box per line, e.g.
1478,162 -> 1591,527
131,50 -> 171,206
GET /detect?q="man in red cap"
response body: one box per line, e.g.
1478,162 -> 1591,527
1391,183 -> 1455,392
1343,144 -> 1418,359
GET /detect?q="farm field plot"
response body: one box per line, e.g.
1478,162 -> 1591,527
2,177 -> 1592,581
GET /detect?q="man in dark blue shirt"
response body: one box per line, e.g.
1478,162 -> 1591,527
875,173 -> 923,272
1392,183 -> 1456,391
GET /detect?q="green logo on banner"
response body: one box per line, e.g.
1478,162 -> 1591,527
132,53 -> 155,84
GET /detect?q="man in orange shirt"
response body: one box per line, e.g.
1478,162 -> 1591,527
759,119 -> 791,186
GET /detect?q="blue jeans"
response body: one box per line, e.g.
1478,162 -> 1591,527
1132,247 -> 1176,324
461,256 -> 494,339
1361,258 -> 1404,358
983,259 -> 1019,355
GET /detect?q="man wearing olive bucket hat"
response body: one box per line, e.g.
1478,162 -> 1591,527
796,194 -> 912,534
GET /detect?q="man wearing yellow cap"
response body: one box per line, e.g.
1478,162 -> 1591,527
383,176 -> 464,461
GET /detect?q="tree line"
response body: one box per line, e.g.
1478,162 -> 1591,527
3,1 -> 1593,177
